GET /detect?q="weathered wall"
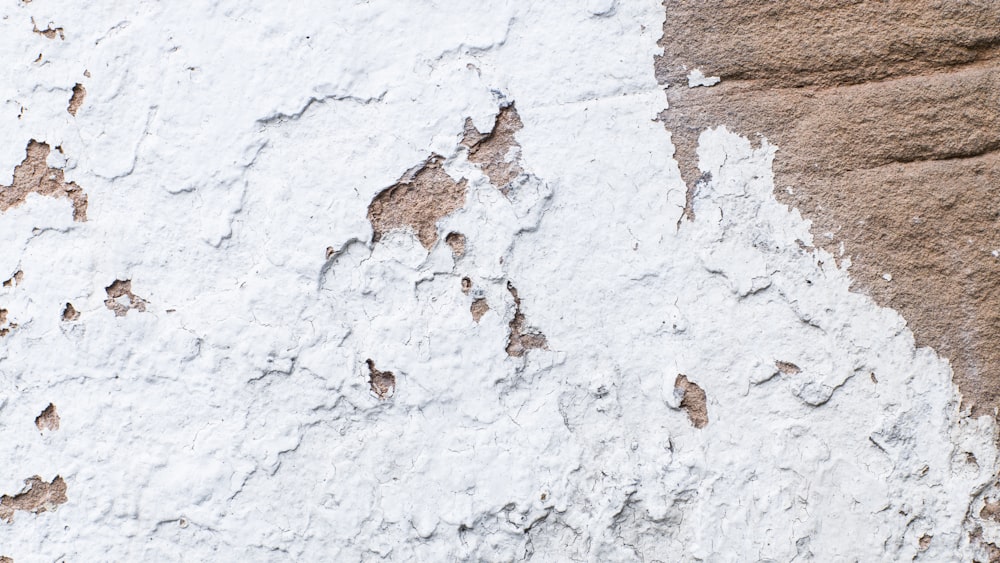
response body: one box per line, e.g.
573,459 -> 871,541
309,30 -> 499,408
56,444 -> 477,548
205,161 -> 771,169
1,1 -> 999,561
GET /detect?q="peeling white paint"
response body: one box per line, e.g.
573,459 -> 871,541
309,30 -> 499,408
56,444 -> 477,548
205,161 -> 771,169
686,68 -> 721,87
0,1 -> 997,561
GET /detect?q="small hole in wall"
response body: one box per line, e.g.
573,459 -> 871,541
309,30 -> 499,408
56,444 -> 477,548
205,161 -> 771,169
178,517 -> 188,528
461,277 -> 472,294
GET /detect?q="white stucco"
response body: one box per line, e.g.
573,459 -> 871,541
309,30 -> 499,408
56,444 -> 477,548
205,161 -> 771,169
1,1 -> 997,561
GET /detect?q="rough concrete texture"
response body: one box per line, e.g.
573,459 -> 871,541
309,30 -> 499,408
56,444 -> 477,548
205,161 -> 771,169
2,1 -> 1000,561
657,0 -> 1000,419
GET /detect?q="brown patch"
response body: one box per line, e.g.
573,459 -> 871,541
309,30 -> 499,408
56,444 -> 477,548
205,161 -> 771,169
460,276 -> 472,294
2,270 -> 23,288
445,232 -> 466,258
1,140 -> 87,221
365,359 -> 395,400
919,534 -> 932,551
104,279 -> 147,317
775,361 -> 801,375
0,309 -> 15,337
367,156 -> 467,249
0,476 -> 67,523
657,2 -> 1000,417
675,374 -> 708,428
34,404 -> 59,431
67,83 -> 86,116
31,18 -> 64,40
505,282 -> 547,357
0,556 -> 11,563
471,298 -> 489,323
61,302 -> 79,321
462,104 -> 524,194
982,498 -> 1000,523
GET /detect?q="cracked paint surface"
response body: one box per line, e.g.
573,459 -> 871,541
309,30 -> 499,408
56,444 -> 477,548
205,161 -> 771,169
0,1 -> 998,561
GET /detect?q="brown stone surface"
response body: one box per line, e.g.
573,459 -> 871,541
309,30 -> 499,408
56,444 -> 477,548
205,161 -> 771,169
1,140 -> 87,221
367,156 -> 467,249
35,403 -> 59,432
462,104 -> 524,194
675,374 -> 708,429
657,1 -> 1000,416
0,476 -> 67,523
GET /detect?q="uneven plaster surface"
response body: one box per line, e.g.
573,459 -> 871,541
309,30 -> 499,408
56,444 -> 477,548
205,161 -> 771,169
0,1 -> 998,561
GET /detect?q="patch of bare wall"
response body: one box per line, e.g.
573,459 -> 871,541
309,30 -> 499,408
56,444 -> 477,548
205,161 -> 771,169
462,104 -> 523,194
0,476 -> 67,524
367,156 -> 467,249
1,140 -> 87,221
657,1 -> 1000,416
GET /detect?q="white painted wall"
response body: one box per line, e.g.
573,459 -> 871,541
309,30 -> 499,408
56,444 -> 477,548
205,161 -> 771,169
1,1 -> 997,560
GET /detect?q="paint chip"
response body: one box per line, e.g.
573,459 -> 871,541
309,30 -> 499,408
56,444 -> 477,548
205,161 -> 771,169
445,232 -> 466,258
367,156 -> 467,249
35,404 -> 59,431
471,298 -> 489,323
687,69 -> 720,87
0,476 -> 67,523
775,361 -> 801,375
365,359 -> 396,400
31,17 -> 64,40
2,270 -> 23,288
505,282 -> 547,357
675,374 -> 708,428
104,280 -> 147,317
1,140 -> 87,221
0,309 -> 16,337
67,83 -> 86,116
61,302 -> 80,321
462,104 -> 524,194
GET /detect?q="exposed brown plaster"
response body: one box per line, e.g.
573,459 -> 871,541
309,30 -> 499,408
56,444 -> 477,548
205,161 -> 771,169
367,156 -> 467,249
31,17 -> 63,40
1,141 -> 87,221
462,104 -> 524,194
104,279 -> 146,317
0,309 -> 16,337
505,282 -> 547,357
445,232 -> 466,258
675,374 -> 708,429
61,302 -> 80,321
775,361 -> 801,376
67,83 -> 86,116
657,1 -> 1000,417
0,476 -> 67,523
365,359 -> 395,400
471,298 -> 489,323
2,270 -> 23,288
35,404 -> 59,431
